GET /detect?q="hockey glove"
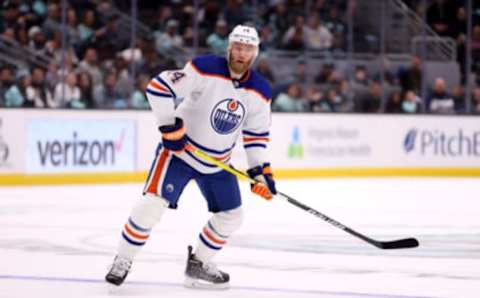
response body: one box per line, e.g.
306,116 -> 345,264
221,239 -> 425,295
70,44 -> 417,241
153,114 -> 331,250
247,163 -> 277,200
159,117 -> 187,152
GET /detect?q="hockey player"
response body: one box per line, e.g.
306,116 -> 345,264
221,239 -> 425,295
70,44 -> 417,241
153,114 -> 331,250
105,24 -> 276,289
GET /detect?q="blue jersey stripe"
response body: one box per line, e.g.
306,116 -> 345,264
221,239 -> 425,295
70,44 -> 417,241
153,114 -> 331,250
155,76 -> 177,98
186,136 -> 235,155
244,143 -> 267,149
146,89 -> 173,98
185,150 -> 217,168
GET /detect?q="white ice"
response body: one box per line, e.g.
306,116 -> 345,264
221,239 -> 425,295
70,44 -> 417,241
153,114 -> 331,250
1,178 -> 479,298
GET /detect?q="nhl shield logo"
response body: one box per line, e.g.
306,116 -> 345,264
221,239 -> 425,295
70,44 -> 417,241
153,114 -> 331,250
210,98 -> 245,134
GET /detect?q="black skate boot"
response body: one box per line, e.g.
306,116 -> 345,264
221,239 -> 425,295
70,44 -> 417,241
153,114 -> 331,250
184,246 -> 230,289
105,256 -> 132,286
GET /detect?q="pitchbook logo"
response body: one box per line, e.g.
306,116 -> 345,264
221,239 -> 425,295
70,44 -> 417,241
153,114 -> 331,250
404,128 -> 480,157
36,130 -> 126,167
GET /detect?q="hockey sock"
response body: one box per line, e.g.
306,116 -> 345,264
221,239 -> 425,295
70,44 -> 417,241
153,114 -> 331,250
194,207 -> 243,263
117,193 -> 169,260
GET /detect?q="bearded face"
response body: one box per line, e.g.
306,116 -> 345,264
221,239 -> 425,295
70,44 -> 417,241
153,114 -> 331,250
228,42 -> 256,76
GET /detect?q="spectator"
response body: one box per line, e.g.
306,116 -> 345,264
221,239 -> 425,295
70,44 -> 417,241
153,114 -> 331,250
255,55 -> 275,85
282,15 -> 305,50
131,74 -> 150,109
336,79 -> 354,112
402,90 -> 422,113
113,55 -> 133,99
356,81 -> 381,113
350,65 -> 370,108
77,72 -> 94,108
78,9 -> 97,42
287,58 -> 308,85
272,82 -> 307,112
94,14 -> 129,60
259,25 -> 276,51
44,31 -> 79,66
2,27 -> 16,42
324,6 -> 346,50
426,0 -> 457,37
222,0 -> 249,30
199,0 -> 222,34
472,25 -> 480,77
65,8 -> 81,47
154,19 -> 184,58
305,85 -> 326,112
0,66 -> 15,104
28,26 -> 47,56
472,87 -> 480,114
24,67 -> 55,108
93,71 -> 126,109
45,62 -> 60,91
42,3 -> 61,39
451,85 -> 465,113
315,63 -> 336,84
399,55 -> 422,94
4,70 -> 31,107
428,78 -> 455,114
206,19 -> 229,55
303,13 -> 333,50
53,72 -> 81,108
268,0 -> 291,47
78,47 -> 103,86
385,90 -> 403,113
0,2 -> 20,33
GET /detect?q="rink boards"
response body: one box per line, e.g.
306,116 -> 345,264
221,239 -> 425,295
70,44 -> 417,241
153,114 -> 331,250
0,109 -> 479,184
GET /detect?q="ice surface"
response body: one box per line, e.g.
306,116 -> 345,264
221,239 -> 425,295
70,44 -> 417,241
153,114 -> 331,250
1,178 -> 479,298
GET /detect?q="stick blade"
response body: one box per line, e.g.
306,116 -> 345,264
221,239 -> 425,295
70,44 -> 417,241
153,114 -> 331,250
378,237 -> 419,249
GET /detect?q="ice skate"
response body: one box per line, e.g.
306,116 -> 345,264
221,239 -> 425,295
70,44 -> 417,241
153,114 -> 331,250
184,246 -> 229,290
105,256 -> 132,286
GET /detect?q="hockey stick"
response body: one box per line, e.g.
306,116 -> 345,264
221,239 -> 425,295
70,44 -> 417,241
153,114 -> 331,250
185,144 -> 419,250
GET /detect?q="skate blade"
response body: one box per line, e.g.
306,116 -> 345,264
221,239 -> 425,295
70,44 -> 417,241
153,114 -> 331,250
184,276 -> 229,290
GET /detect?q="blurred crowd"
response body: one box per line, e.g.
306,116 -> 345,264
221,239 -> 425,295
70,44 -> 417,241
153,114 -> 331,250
0,0 -> 479,114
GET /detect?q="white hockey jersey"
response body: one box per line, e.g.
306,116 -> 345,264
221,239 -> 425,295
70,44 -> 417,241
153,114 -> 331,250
146,55 -> 272,174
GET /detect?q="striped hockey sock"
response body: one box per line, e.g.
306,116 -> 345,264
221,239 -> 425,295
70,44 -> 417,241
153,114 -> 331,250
195,220 -> 228,263
117,217 -> 152,259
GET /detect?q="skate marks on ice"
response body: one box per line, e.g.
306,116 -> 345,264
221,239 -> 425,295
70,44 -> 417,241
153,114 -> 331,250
0,274 -> 438,298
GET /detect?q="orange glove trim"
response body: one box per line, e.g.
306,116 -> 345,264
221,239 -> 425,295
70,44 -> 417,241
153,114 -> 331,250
252,183 -> 273,200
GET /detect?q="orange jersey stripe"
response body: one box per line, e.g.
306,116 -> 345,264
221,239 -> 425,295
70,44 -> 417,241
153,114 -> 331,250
149,80 -> 170,93
146,149 -> 170,194
124,224 -> 149,240
203,227 -> 226,245
213,152 -> 231,161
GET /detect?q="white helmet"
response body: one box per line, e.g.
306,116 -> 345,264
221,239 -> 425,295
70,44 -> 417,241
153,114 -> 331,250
227,25 -> 260,67
228,25 -> 260,47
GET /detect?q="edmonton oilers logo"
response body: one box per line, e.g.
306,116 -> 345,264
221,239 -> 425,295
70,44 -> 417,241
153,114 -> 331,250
210,98 -> 245,134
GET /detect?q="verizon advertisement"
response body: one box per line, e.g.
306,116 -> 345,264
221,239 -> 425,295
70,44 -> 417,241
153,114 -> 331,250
26,119 -> 136,173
